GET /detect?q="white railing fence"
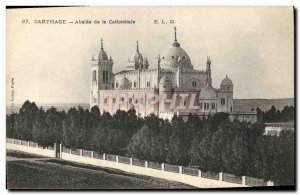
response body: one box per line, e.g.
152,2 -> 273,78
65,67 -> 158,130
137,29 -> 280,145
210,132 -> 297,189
60,145 -> 273,187
6,138 -> 274,187
7,138 -> 54,150
6,138 -> 56,158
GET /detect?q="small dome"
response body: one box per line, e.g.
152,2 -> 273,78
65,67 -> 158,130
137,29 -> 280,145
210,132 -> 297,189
199,86 -> 217,100
98,38 -> 108,61
221,75 -> 233,86
132,41 -> 143,65
98,49 -> 108,61
133,51 -> 143,63
159,75 -> 173,84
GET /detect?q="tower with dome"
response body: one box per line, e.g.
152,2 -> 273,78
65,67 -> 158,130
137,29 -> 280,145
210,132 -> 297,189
90,27 -> 257,122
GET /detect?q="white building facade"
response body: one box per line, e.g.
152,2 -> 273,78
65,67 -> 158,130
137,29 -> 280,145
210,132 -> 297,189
90,28 -> 256,122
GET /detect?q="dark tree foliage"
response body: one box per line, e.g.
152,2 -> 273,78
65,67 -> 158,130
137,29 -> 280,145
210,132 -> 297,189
6,113 -> 17,138
257,105 -> 294,123
6,101 -> 295,186
14,100 -> 39,141
253,130 -> 294,186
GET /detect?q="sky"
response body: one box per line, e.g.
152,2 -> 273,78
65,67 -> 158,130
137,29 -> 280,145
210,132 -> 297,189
6,7 -> 294,105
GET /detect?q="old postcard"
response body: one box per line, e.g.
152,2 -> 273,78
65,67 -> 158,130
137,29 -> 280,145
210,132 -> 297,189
6,7 -> 294,190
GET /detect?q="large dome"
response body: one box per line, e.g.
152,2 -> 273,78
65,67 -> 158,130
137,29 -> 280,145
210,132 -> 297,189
160,42 -> 192,70
160,27 -> 192,70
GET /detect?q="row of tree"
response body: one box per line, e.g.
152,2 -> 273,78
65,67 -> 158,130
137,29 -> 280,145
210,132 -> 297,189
257,105 -> 294,123
6,100 -> 294,186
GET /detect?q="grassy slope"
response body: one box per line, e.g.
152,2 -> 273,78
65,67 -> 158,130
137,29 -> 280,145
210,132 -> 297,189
6,150 -> 194,190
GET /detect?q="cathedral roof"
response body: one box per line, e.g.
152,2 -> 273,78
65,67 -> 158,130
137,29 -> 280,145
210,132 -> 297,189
160,27 -> 192,70
221,75 -> 233,86
98,38 -> 108,61
115,70 -> 132,75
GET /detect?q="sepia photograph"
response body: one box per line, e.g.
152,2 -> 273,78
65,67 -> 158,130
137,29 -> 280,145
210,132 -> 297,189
5,6 -> 295,190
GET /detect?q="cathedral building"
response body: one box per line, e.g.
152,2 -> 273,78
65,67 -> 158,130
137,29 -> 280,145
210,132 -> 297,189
90,28 -> 257,122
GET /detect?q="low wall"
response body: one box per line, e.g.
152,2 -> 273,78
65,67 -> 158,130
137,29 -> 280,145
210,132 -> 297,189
6,138 -> 273,188
61,151 -> 247,188
6,138 -> 56,158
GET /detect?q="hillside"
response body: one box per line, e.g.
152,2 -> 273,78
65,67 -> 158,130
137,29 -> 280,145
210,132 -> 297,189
233,98 -> 294,112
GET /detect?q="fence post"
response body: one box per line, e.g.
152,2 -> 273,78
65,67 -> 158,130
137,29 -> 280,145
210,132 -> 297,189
116,155 -> 119,163
161,163 -> 165,171
70,149 -> 72,154
103,153 -> 106,160
53,143 -> 57,157
199,170 -> 202,178
60,143 -> 62,158
80,149 -> 83,156
267,180 -> 274,186
179,166 -> 182,174
242,176 -> 246,186
91,151 -> 94,158
145,161 -> 148,168
27,141 -> 30,147
130,158 -> 133,165
219,172 -> 223,181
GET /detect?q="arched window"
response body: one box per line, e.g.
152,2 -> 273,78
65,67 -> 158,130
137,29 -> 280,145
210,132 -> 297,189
192,81 -> 197,87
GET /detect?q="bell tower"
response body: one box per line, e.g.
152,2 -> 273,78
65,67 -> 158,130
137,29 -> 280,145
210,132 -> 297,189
90,38 -> 114,108
98,38 -> 114,90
